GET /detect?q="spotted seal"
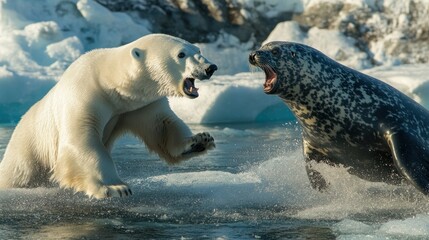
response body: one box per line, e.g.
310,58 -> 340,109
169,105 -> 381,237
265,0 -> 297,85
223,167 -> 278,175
249,41 -> 429,194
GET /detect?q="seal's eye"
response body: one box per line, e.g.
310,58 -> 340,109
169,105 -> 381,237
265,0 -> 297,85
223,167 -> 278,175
178,52 -> 186,58
271,48 -> 280,55
291,51 -> 296,57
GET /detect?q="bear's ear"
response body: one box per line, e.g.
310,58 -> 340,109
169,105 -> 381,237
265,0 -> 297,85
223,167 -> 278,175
131,48 -> 144,60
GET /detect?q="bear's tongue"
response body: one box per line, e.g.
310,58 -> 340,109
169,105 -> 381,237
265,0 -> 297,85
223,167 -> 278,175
184,78 -> 199,98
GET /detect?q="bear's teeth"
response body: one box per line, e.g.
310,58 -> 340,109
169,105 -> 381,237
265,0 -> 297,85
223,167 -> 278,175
190,87 -> 193,92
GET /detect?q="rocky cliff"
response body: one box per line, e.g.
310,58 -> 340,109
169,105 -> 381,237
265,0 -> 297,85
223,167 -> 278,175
96,0 -> 429,66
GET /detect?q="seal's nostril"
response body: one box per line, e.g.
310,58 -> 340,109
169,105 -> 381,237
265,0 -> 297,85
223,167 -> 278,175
249,52 -> 257,64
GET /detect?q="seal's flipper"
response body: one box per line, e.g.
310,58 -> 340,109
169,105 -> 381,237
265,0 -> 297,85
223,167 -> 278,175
387,131 -> 429,194
303,140 -> 330,191
305,165 -> 329,191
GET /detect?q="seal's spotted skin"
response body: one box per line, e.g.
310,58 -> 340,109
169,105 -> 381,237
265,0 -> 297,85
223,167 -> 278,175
250,42 -> 429,194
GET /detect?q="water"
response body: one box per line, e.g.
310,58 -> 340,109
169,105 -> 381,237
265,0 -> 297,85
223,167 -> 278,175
1,122 -> 429,239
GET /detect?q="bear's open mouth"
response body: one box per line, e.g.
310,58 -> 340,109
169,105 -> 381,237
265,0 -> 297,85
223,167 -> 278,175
261,64 -> 278,93
183,78 -> 199,98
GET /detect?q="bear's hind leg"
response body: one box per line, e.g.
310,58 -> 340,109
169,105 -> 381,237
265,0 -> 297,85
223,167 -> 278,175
0,152 -> 51,188
54,138 -> 132,199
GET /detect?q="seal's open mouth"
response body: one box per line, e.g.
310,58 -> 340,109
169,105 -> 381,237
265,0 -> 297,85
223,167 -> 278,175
183,78 -> 199,98
261,65 -> 278,93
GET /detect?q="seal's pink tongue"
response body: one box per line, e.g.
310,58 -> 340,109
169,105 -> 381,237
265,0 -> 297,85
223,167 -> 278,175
263,66 -> 277,92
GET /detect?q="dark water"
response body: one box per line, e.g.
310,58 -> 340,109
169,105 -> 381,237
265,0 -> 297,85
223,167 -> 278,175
0,122 -> 428,239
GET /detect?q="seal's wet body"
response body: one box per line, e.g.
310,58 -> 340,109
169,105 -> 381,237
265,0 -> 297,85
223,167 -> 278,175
250,42 -> 429,194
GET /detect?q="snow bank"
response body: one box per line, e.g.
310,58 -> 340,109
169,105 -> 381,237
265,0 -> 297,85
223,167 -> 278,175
364,64 -> 429,108
196,33 -> 255,75
169,72 -> 293,124
237,0 -> 305,17
0,0 -> 149,123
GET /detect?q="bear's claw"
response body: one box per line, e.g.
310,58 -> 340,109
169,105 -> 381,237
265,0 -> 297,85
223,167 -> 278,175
91,183 -> 132,199
183,132 -> 215,155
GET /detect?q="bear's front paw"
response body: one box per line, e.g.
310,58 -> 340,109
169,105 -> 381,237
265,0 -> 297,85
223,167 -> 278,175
90,183 -> 133,199
183,132 -> 215,155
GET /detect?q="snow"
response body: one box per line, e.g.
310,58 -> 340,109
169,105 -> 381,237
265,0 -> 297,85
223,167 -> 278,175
169,72 -> 293,124
46,36 -> 84,64
195,33 -> 255,76
363,64 -> 429,108
0,0 -> 150,123
264,22 -> 372,70
239,0 -> 305,17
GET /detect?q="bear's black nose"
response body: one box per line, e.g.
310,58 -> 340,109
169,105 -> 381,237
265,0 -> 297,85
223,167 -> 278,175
249,51 -> 257,64
205,64 -> 218,77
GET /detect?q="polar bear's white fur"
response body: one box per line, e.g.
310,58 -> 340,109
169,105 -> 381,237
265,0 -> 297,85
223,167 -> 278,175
0,34 -> 217,199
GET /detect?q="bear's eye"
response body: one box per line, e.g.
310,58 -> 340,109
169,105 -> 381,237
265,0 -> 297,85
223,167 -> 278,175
178,52 -> 186,58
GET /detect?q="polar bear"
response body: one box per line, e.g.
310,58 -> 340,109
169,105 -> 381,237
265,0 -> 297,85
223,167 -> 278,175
0,34 -> 217,199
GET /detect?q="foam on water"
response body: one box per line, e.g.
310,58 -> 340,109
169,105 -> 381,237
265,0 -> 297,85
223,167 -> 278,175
141,127 -> 427,221
133,124 -> 429,238
334,214 -> 429,239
